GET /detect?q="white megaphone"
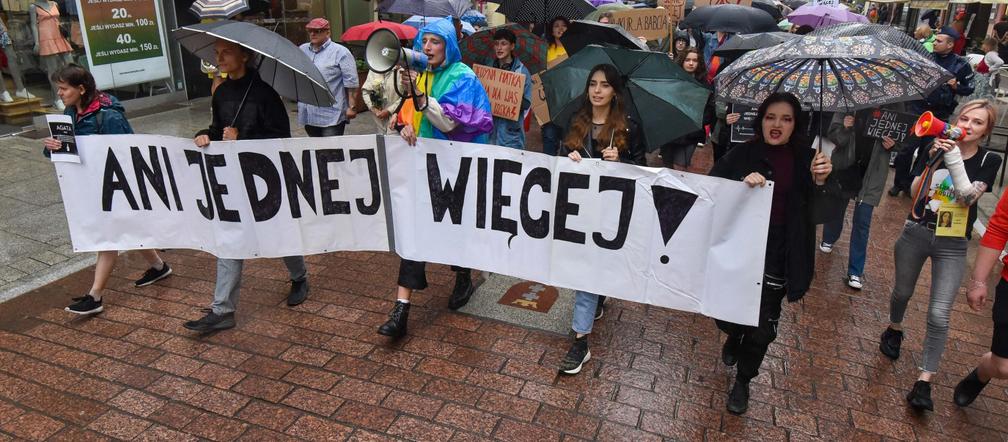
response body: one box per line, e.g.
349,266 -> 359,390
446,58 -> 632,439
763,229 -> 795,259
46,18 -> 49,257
365,28 -> 428,73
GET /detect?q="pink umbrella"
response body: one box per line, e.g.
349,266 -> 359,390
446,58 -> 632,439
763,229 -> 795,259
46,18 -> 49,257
788,4 -> 868,29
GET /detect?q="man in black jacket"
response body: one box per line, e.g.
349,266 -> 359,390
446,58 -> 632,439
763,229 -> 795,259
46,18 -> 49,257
184,39 -> 311,332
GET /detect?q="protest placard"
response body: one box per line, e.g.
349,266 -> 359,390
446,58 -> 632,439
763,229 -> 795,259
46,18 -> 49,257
862,108 -> 917,144
530,73 -> 551,126
611,8 -> 673,41
473,64 -> 527,121
730,104 -> 758,143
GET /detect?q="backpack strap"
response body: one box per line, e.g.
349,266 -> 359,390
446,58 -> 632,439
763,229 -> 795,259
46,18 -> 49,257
95,108 -> 105,134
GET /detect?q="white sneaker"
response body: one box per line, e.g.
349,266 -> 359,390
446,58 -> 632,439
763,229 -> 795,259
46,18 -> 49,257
53,99 -> 65,111
14,89 -> 35,99
819,241 -> 833,253
0,91 -> 11,103
847,275 -> 863,290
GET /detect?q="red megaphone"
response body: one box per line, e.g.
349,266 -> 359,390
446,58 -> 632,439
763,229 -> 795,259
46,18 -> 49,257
913,111 -> 965,140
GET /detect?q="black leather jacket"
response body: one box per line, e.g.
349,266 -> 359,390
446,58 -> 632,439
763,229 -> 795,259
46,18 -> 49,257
196,69 -> 291,141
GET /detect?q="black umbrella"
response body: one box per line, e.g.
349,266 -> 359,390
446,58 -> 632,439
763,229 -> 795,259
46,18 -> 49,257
377,0 -> 470,18
811,22 -> 929,57
560,20 -> 648,56
784,0 -> 807,9
752,0 -> 783,21
713,32 -> 799,59
497,0 -> 595,23
173,20 -> 334,108
679,4 -> 779,34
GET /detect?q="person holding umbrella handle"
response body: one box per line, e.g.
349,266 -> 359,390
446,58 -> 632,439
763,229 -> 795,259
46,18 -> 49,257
186,39 -> 312,333
709,92 -> 832,415
557,63 -> 645,376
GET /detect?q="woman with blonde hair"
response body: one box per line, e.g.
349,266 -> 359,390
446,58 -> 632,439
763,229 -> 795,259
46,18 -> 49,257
880,99 -> 1002,411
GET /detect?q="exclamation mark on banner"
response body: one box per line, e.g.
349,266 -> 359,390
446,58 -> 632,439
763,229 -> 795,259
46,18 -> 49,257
652,185 -> 698,264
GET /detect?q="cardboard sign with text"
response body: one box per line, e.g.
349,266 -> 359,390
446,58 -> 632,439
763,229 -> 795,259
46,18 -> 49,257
862,109 -> 917,144
530,72 -> 551,126
660,0 -> 687,23
693,0 -> 752,7
473,64 -> 527,121
611,8 -> 673,41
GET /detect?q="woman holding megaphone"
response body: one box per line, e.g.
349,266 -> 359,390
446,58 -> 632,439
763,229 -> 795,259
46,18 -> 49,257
378,17 -> 494,339
880,99 -> 1002,412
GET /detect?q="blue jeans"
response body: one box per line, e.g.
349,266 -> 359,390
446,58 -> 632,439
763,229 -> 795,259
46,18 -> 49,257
822,200 -> 874,277
571,290 -> 600,335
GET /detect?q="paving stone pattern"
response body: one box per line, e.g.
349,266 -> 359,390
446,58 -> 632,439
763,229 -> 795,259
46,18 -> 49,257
0,134 -> 1006,441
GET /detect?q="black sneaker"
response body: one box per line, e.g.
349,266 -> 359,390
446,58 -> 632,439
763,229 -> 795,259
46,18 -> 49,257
888,186 -> 902,197
559,335 -> 591,375
722,335 -> 742,367
726,380 -> 750,415
66,295 -> 103,315
286,279 -> 309,306
134,263 -> 172,287
907,380 -> 934,411
879,327 -> 903,360
183,311 -> 235,333
447,273 -> 474,310
954,369 -> 989,407
594,296 -> 606,320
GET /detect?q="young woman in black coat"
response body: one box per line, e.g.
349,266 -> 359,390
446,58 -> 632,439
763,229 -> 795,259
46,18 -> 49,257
709,92 -> 833,414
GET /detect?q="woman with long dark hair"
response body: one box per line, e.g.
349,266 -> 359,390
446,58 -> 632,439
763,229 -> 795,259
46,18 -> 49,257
42,64 -> 172,315
709,92 -> 832,414
557,63 -> 644,375
660,47 -> 713,170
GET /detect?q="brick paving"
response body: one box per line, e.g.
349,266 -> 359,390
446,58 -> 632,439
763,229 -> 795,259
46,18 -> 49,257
0,146 -> 1007,441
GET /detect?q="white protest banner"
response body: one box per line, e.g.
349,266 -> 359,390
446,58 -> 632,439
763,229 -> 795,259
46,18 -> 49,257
611,8 -> 674,41
55,135 -> 771,325
693,0 -> 752,6
54,135 -> 390,259
472,64 -> 526,121
384,137 -> 771,326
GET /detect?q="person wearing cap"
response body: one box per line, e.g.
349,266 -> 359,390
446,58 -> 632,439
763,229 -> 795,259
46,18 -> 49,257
890,25 -> 974,197
488,28 -> 532,149
298,18 -> 359,137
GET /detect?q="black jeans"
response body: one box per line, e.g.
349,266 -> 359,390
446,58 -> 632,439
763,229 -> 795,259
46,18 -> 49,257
397,259 -> 470,290
305,122 -> 347,137
715,224 -> 788,382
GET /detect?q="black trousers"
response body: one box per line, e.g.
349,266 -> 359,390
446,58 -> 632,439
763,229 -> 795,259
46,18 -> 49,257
892,136 -> 931,192
397,259 -> 470,290
715,224 -> 788,382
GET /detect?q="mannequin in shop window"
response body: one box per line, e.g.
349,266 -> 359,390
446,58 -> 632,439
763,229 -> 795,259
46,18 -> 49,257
0,16 -> 32,103
29,0 -> 74,110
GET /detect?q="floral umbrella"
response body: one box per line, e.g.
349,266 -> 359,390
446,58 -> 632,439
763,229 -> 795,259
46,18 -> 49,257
460,23 -> 548,74
715,35 -> 951,113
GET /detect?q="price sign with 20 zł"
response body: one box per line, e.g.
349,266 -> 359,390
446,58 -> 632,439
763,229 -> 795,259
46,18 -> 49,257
75,0 -> 171,89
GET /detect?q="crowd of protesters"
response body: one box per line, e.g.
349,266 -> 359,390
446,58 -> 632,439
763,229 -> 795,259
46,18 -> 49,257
41,7 -> 1008,422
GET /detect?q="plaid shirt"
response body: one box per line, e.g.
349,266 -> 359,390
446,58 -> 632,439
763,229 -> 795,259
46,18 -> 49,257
297,39 -> 359,127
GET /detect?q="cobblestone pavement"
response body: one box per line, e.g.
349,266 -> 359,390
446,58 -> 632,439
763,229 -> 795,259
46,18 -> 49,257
0,121 -> 1006,440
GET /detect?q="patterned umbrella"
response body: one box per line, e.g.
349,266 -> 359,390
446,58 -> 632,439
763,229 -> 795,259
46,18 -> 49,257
715,35 -> 952,112
497,0 -> 596,23
189,0 -> 249,19
788,4 -> 868,28
810,22 -> 929,57
460,23 -> 548,74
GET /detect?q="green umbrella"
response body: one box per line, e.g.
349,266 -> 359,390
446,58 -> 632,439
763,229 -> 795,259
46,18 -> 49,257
584,2 -> 631,21
540,44 -> 710,151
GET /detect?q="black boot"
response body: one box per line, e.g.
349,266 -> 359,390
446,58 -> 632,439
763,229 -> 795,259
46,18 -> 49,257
377,301 -> 410,338
726,379 -> 750,415
722,335 -> 742,367
953,369 -> 989,407
286,278 -> 309,306
906,380 -> 934,411
879,327 -> 903,360
447,272 -> 474,310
